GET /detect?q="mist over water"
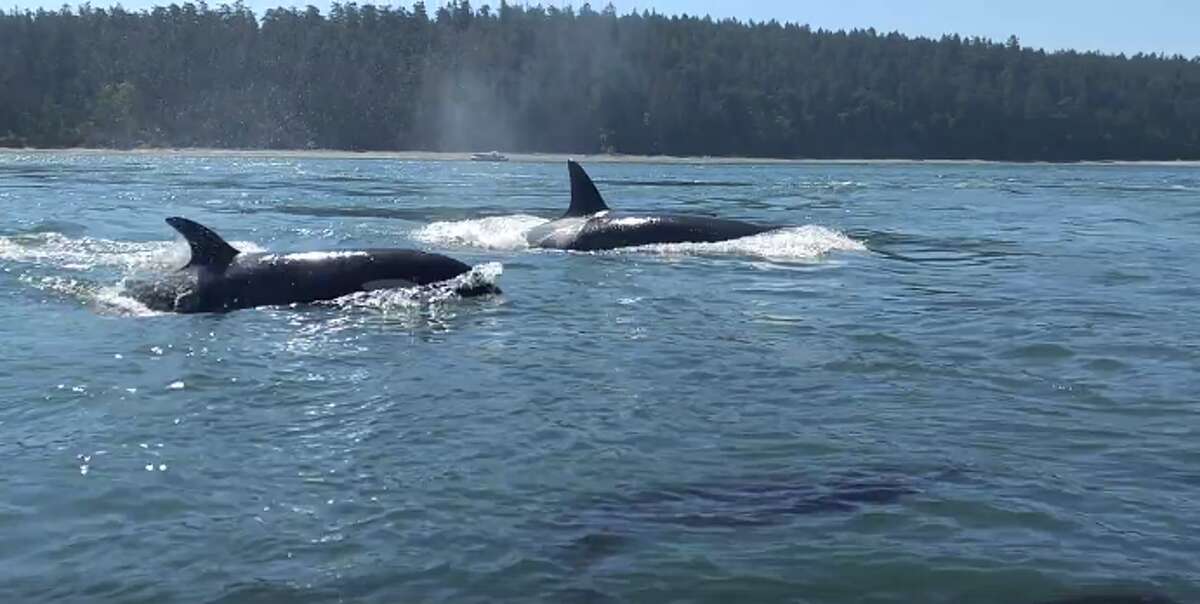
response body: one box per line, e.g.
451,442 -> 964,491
1,151 -> 1198,603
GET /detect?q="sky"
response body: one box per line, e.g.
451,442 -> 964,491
10,0 -> 1199,58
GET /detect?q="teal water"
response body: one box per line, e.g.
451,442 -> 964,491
1,151 -> 1197,603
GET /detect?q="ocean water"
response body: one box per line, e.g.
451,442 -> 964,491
1,151 -> 1197,603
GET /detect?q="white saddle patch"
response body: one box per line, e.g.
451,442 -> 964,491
361,278 -> 418,291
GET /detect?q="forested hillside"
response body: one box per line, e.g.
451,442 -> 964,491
2,1 -> 1199,159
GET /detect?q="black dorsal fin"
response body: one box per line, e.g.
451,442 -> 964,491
166,217 -> 240,271
564,160 -> 610,218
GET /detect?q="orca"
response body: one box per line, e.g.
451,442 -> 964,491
525,160 -> 779,251
126,217 -> 498,313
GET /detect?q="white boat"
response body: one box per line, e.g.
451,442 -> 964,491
470,151 -> 509,162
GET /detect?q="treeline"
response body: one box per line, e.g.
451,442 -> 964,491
2,1 -> 1200,160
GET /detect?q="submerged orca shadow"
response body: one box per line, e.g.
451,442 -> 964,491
549,467 -> 950,573
851,228 -> 1038,266
577,469 -> 923,529
548,468 -> 1182,604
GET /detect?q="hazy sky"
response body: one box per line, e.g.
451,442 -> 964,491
12,0 -> 1199,57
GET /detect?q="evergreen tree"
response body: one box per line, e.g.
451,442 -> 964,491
1,2 -> 1198,160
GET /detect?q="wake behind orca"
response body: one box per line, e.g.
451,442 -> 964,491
525,161 -> 779,251
126,217 -> 498,313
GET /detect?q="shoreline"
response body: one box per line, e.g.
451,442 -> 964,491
2,146 -> 1199,167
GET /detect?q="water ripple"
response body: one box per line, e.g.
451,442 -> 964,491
1,153 -> 1198,603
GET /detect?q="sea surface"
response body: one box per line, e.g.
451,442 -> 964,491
1,151 -> 1198,603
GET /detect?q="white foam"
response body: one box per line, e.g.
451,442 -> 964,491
17,274 -> 91,299
16,273 -> 163,316
99,283 -> 164,317
0,232 -> 262,314
0,233 -> 174,272
413,215 -> 547,250
792,179 -> 868,191
325,262 -> 504,311
626,225 -> 865,262
0,232 -> 263,272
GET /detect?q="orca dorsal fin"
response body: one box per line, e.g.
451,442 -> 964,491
564,160 -> 610,218
166,217 -> 240,271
